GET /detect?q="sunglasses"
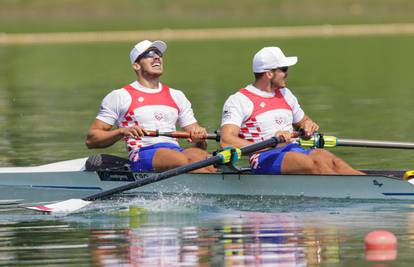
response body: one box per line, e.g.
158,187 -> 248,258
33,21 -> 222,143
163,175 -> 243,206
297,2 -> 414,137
136,49 -> 163,62
276,66 -> 289,73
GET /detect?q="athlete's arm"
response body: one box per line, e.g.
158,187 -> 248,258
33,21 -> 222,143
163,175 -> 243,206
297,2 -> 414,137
182,122 -> 208,150
85,119 -> 147,149
220,124 -> 253,148
293,115 -> 319,137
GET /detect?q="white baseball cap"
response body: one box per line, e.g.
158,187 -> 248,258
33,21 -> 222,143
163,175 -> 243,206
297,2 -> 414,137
129,40 -> 167,64
252,47 -> 298,73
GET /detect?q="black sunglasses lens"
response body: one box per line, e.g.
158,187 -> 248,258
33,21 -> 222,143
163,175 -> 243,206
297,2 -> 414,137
150,50 -> 162,57
140,50 -> 163,60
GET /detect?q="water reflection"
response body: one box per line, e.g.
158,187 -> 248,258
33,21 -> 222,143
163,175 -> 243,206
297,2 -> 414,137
91,213 -> 306,266
90,227 -> 209,266
220,213 -> 306,266
0,221 -> 90,266
85,211 -> 345,266
3,201 -> 414,266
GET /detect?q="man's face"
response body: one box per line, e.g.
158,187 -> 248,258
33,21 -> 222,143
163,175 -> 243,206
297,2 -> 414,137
135,48 -> 164,76
270,67 -> 288,89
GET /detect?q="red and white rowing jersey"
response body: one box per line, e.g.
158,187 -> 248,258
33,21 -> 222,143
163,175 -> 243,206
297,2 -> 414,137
221,84 -> 304,143
97,81 -> 197,161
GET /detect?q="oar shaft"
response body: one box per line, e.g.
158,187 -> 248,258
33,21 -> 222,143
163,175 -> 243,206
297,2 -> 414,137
146,130 -> 219,141
84,137 -> 280,201
338,139 -> 414,149
299,133 -> 414,150
239,137 -> 280,154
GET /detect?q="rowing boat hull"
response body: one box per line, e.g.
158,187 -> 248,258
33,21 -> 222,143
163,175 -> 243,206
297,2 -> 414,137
1,158 -> 414,203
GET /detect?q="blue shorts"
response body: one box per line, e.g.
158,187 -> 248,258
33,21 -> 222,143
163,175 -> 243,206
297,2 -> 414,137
130,142 -> 184,172
250,143 -> 313,175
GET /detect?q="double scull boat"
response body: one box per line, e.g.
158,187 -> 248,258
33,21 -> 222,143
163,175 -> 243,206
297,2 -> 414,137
1,154 -> 414,206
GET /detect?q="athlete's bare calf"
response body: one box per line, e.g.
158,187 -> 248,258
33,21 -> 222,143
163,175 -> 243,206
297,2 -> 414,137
281,149 -> 364,175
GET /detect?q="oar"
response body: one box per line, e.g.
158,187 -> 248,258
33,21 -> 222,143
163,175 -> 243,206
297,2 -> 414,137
299,133 -> 414,149
26,136 -> 282,214
145,130 -> 220,141
148,130 -> 414,149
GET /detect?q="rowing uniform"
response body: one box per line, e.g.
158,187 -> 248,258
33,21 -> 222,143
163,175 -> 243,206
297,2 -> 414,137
221,84 -> 312,174
96,81 -> 197,171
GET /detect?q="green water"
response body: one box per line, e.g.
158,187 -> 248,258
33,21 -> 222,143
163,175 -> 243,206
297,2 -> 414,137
1,35 -> 414,266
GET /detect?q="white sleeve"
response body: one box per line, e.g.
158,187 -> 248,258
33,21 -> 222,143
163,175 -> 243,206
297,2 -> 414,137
221,93 -> 253,127
96,89 -> 131,126
282,88 -> 305,123
170,89 -> 197,128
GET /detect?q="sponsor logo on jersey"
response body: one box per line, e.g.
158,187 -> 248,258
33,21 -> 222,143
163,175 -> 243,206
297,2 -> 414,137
154,112 -> 165,121
223,109 -> 232,120
275,117 -> 284,125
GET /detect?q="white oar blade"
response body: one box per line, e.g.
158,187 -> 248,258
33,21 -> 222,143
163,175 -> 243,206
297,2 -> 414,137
25,199 -> 92,214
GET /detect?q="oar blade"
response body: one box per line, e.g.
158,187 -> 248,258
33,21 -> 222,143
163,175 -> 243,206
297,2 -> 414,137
25,199 -> 92,214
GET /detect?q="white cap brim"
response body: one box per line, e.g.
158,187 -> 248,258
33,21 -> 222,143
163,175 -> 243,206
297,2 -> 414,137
149,40 -> 167,54
282,56 -> 298,67
267,56 -> 298,69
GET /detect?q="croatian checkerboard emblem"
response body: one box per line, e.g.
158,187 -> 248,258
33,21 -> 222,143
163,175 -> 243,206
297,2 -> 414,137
154,112 -> 165,121
275,117 -> 284,125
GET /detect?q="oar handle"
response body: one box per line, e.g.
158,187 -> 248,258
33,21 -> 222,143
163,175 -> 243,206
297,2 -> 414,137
145,130 -> 220,141
145,130 -> 302,143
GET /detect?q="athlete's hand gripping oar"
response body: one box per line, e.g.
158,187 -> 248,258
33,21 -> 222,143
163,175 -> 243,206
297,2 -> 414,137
298,133 -> 414,149
145,130 -> 220,141
25,136 -> 283,214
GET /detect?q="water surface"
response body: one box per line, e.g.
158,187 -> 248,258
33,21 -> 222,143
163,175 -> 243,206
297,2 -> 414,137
1,195 -> 413,266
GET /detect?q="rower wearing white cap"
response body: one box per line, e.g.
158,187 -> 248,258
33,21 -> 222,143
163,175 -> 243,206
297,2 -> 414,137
220,46 -> 364,175
86,40 -> 214,173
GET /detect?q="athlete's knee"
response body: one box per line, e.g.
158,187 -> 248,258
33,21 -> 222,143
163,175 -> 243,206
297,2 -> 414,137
310,148 -> 334,158
166,152 -> 190,167
312,157 -> 328,169
185,147 -> 207,154
301,157 -> 317,174
283,153 -> 315,174
310,149 -> 337,164
183,148 -> 209,162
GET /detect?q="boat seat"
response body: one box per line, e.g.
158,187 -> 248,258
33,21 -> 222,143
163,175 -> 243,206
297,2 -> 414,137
85,154 -> 130,171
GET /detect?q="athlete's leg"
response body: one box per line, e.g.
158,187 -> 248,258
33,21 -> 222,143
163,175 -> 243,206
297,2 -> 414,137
309,149 -> 364,175
152,148 -> 189,171
152,148 -> 215,173
183,148 -> 216,173
281,152 -> 337,174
